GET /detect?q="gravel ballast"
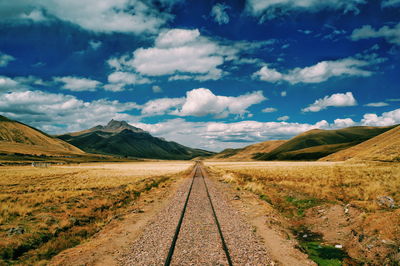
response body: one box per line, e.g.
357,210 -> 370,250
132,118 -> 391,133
121,165 -> 272,265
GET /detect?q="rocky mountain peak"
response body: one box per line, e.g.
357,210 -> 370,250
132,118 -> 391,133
103,119 -> 145,133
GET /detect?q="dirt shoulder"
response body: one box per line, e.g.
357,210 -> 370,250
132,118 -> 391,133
205,166 -> 315,266
49,172 -> 189,266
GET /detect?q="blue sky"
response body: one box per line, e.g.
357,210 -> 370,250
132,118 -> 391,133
0,0 -> 399,151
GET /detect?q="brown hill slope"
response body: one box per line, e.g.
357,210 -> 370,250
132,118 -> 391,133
212,140 -> 287,160
0,115 -> 84,156
254,125 -> 396,161
320,125 -> 400,162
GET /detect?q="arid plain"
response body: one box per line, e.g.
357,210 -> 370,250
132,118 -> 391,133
1,159 -> 399,265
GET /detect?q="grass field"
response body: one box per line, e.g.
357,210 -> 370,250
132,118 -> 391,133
205,161 -> 400,264
0,161 -> 193,265
205,161 -> 400,211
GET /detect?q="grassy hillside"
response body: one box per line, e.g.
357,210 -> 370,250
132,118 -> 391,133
0,115 -> 84,156
320,125 -> 400,162
59,121 -> 214,160
212,140 -> 287,161
254,126 -> 396,161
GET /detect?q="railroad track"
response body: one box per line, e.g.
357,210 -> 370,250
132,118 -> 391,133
164,163 -> 233,266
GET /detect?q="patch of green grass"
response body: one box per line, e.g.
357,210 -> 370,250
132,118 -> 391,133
300,242 -> 347,266
293,227 -> 349,266
285,196 -> 322,216
259,194 -> 272,204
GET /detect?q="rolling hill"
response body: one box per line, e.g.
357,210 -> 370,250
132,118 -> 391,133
320,125 -> 400,162
0,115 -> 84,156
58,120 -> 214,160
254,125 -> 397,161
212,140 -> 287,160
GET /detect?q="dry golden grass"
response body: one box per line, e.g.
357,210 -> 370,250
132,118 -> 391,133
321,125 -> 400,162
212,140 -> 287,161
0,161 -> 193,264
0,121 -> 84,156
205,161 -> 400,212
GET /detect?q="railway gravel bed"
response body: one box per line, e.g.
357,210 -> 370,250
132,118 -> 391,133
121,164 -> 272,265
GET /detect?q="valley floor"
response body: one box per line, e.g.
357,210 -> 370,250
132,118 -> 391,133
1,160 -> 399,265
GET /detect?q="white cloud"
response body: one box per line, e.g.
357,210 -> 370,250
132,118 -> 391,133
351,23 -> 400,45
0,52 -> 15,67
361,108 -> 400,126
107,28 -> 241,81
333,118 -> 355,127
132,118 -> 331,151
54,76 -> 101,92
254,57 -> 372,84
262,107 -> 277,113
152,85 -> 162,93
281,91 -> 287,97
0,0 -> 177,34
140,88 -> 266,118
302,92 -> 357,112
246,0 -> 366,19
277,115 -> 289,121
177,88 -> 266,118
0,90 -> 140,133
89,40 -> 102,50
106,71 -> 151,91
19,9 -> 48,22
141,97 -> 185,116
0,76 -> 20,92
381,0 -> 400,8
364,102 -> 389,107
211,3 -> 230,25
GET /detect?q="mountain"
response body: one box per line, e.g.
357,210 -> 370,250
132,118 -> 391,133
0,115 -> 84,156
320,125 -> 400,162
212,140 -> 287,161
254,125 -> 397,161
68,119 -> 145,136
58,120 -> 214,160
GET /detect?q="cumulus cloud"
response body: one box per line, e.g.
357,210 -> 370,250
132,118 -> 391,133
54,76 -> 101,92
140,88 -> 266,118
107,28 -> 243,81
0,90 -> 140,133
246,0 -> 366,20
333,118 -> 355,127
210,3 -> 230,25
152,85 -> 162,93
262,107 -> 277,113
253,57 -> 372,84
351,23 -> 400,45
302,92 -> 357,112
141,97 -> 185,116
364,102 -> 389,107
132,118 -> 331,151
277,115 -> 289,121
0,52 -> 15,67
105,71 -> 151,91
178,88 -> 266,118
361,108 -> 400,126
0,0 -> 177,34
0,76 -> 20,91
89,40 -> 102,50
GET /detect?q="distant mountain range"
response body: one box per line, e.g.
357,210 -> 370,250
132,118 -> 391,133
58,120 -> 214,160
0,115 -> 84,156
212,140 -> 287,161
1,114 -> 398,162
211,125 -> 398,162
